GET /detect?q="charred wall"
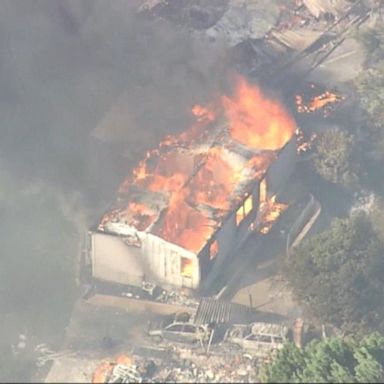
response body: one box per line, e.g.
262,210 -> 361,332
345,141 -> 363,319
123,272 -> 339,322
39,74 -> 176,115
198,135 -> 297,295
85,136 -> 297,297
265,136 -> 297,197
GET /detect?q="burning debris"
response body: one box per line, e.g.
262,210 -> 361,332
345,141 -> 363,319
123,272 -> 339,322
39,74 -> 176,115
295,83 -> 344,117
296,128 -> 317,155
258,196 -> 288,235
293,83 -> 347,156
91,347 -> 263,383
92,355 -> 141,384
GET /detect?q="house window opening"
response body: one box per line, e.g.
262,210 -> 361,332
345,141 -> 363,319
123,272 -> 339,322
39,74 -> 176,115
209,240 -> 219,260
180,257 -> 194,278
236,194 -> 253,226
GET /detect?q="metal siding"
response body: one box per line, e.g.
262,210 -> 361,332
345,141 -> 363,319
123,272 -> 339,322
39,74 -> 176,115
194,298 -> 255,325
216,212 -> 237,263
198,139 -> 296,294
90,232 -> 200,290
266,136 -> 297,196
143,233 -> 200,290
142,233 -> 165,283
252,180 -> 260,211
237,211 -> 254,245
91,232 -> 145,286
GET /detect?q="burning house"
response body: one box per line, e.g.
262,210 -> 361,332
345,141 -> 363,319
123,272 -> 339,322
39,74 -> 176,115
83,77 -> 297,298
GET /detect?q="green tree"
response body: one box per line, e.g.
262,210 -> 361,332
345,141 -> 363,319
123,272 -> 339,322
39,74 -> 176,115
312,127 -> 360,189
369,197 -> 384,244
354,25 -> 384,65
354,61 -> 384,194
355,61 -> 384,127
260,342 -> 305,383
261,333 -> 384,383
354,61 -> 384,162
354,332 -> 384,383
284,214 -> 384,332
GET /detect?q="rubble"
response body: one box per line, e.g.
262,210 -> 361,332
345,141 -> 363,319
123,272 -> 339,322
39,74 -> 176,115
129,346 -> 262,383
139,0 -> 228,31
108,364 -> 142,383
88,338 -> 273,383
203,0 -> 281,46
154,289 -> 200,309
302,0 -> 350,19
138,0 -> 281,47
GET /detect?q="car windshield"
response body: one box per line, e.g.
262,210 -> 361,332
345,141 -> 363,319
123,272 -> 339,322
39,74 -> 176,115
162,314 -> 178,327
274,336 -> 284,344
258,335 -> 272,343
183,325 -> 196,333
246,334 -> 259,341
166,324 -> 183,332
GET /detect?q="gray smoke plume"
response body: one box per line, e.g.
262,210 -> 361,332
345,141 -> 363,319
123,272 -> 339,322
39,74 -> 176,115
0,0 -> 229,357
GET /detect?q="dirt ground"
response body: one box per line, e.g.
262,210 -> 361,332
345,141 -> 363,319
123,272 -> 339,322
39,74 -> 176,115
43,356 -> 100,384
231,273 -> 302,324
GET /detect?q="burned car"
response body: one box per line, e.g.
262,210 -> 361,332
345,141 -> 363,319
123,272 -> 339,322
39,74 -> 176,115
224,322 -> 288,355
148,313 -> 210,345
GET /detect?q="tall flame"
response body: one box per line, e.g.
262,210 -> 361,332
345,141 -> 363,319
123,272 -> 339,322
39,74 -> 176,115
222,77 -> 296,150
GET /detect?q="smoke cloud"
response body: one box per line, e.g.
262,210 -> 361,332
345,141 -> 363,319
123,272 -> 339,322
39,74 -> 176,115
0,0 -> 229,350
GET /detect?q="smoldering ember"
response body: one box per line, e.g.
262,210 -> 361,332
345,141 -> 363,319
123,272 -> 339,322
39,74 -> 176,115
3,0 -> 384,383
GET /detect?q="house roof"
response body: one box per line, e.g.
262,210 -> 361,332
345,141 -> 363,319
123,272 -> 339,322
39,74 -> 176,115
99,120 -> 280,254
303,0 -> 350,18
97,80 -> 296,255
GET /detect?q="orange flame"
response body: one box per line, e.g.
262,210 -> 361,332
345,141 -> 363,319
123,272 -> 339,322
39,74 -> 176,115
210,240 -> 219,260
99,76 -> 296,253
192,104 -> 215,123
258,195 -> 288,235
181,257 -> 195,277
115,355 -> 132,366
222,77 -> 296,150
92,355 -> 132,384
92,361 -> 112,384
296,129 -> 317,154
295,90 -> 343,116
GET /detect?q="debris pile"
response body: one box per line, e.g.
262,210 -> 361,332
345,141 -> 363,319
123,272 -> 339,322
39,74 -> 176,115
295,89 -> 344,117
92,346 -> 265,383
296,129 -> 317,155
148,353 -> 257,383
92,355 -> 138,383
154,290 -> 200,309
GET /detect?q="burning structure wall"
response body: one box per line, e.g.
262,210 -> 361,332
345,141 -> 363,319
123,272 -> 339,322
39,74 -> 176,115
86,77 -> 297,294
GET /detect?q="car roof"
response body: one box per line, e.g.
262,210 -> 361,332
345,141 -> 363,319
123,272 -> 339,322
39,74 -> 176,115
167,322 -> 196,327
250,322 -> 288,337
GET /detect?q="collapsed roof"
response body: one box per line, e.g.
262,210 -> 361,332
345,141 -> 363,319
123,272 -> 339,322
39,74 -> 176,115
98,77 -> 296,255
303,0 -> 351,18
